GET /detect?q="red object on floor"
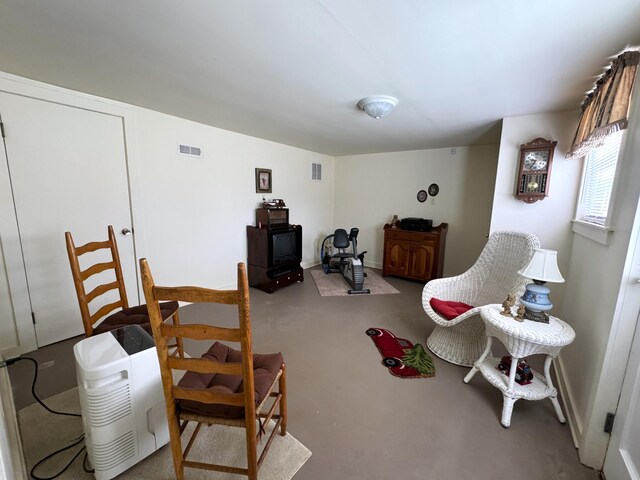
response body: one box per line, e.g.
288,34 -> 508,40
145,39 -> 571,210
430,298 -> 474,320
497,355 -> 533,385
366,328 -> 424,378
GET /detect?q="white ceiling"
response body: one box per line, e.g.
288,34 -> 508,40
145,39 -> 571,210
0,1 -> 639,156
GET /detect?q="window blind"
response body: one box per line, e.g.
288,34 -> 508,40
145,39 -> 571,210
580,131 -> 623,226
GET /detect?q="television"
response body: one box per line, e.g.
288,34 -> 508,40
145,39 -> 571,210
271,229 -> 301,265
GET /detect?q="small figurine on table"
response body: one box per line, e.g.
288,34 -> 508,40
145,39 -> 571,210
500,294 -> 515,317
515,305 -> 526,322
390,215 -> 400,228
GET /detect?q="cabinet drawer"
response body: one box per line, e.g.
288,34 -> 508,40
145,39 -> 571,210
386,229 -> 436,244
385,229 -> 409,241
274,270 -> 303,285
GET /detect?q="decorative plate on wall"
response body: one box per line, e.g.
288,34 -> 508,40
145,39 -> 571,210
417,189 -> 428,202
428,183 -> 439,196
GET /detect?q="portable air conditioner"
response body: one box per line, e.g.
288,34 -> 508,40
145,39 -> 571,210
74,325 -> 169,480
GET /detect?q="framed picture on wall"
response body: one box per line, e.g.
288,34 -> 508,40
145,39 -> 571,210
255,168 -> 272,193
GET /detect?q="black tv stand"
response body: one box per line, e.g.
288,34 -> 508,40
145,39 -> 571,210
269,267 -> 295,277
246,224 -> 303,293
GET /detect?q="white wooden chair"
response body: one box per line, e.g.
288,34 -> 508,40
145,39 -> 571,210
422,231 -> 540,367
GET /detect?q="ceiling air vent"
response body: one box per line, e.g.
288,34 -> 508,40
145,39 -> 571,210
178,144 -> 202,157
312,162 -> 322,181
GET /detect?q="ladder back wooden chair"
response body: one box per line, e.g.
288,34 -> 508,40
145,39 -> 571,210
140,259 -> 287,480
65,226 -> 183,356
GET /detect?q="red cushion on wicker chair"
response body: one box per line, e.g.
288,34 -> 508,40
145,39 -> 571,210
430,298 -> 474,320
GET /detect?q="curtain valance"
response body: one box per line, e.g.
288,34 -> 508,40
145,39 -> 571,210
566,50 -> 639,159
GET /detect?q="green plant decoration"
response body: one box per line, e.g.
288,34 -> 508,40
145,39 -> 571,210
402,343 -> 435,377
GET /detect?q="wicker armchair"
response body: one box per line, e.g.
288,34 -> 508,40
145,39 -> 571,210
422,231 -> 540,367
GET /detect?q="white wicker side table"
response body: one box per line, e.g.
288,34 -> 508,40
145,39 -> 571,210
463,304 -> 575,428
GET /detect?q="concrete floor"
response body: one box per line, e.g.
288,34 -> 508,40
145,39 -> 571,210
9,267 -> 599,480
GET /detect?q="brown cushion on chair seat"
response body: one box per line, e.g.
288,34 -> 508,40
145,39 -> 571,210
177,341 -> 283,419
93,301 -> 179,335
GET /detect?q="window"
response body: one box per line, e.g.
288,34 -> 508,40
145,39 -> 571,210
576,131 -> 624,227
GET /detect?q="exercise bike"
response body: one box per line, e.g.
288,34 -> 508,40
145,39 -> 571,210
320,228 -> 370,295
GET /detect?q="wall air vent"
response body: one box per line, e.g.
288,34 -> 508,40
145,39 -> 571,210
178,144 -> 202,157
312,162 -> 322,181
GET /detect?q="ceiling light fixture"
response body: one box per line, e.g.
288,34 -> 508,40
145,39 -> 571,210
357,95 -> 398,119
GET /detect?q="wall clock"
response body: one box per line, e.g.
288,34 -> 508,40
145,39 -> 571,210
417,189 -> 428,202
515,138 -> 557,204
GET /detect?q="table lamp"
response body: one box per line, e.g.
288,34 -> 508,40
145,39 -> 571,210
517,249 -> 565,323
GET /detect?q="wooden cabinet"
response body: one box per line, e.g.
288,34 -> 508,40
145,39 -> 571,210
382,223 -> 447,282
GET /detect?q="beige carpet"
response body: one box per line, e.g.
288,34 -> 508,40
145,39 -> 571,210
10,274 -> 595,480
19,388 -> 311,479
310,268 -> 400,296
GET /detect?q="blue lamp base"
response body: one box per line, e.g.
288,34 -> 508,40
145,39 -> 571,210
520,281 -> 552,324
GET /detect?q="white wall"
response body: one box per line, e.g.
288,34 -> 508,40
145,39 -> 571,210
333,145 -> 499,277
132,108 -> 334,289
488,109 -> 582,451
0,113 -> 28,353
0,71 -> 334,352
489,110 -> 581,310
0,254 -> 17,352
0,159 -> 18,352
558,71 -> 640,468
489,92 -> 640,469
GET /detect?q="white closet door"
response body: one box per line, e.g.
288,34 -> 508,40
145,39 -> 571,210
603,227 -> 640,480
603,313 -> 640,480
0,92 -> 136,346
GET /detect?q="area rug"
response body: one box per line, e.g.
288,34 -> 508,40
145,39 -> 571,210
18,388 -> 311,479
310,268 -> 400,296
366,328 -> 435,378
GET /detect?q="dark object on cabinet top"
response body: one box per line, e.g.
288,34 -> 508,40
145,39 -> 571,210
400,218 -> 433,232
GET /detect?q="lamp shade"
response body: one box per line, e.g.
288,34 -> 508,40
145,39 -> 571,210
357,96 -> 398,119
518,249 -> 565,283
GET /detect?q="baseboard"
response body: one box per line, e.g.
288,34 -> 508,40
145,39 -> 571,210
301,260 -> 383,270
209,260 -> 383,294
554,354 -> 582,448
0,347 -> 22,361
210,262 -> 319,293
188,260 -> 381,294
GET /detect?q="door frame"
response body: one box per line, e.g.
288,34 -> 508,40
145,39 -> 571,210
0,71 -> 148,353
603,311 -> 640,478
575,73 -> 640,469
601,202 -> 640,477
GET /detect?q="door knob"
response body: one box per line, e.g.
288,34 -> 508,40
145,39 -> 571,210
121,228 -> 132,235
